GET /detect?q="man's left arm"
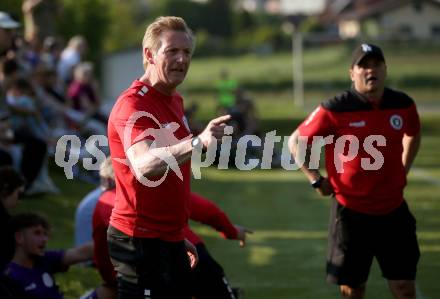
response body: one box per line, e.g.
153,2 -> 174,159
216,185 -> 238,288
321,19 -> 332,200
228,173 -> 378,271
402,132 -> 421,174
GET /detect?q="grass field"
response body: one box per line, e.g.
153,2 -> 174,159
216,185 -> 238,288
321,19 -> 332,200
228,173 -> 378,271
15,44 -> 440,299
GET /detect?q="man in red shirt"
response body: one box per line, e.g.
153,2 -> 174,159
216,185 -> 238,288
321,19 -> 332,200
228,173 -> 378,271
107,16 -> 230,299
288,43 -> 421,299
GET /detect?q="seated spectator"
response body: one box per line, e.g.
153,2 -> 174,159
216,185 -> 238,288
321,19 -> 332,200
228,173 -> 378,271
4,213 -> 94,299
67,62 -> 96,113
64,62 -> 107,137
57,35 -> 87,85
32,66 -> 106,138
6,77 -> 49,141
12,125 -> 48,193
0,57 -> 21,88
18,34 -> 42,72
32,66 -> 66,128
67,62 -> 107,125
40,36 -> 62,70
4,77 -> 57,193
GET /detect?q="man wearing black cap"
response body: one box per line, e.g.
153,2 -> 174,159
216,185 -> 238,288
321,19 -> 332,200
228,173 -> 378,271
288,43 -> 421,299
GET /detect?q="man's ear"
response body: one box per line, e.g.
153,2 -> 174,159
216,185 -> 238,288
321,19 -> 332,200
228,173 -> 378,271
144,48 -> 155,65
349,67 -> 354,82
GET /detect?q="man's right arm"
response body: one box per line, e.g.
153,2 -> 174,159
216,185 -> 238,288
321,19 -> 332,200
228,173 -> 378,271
127,115 -> 231,179
127,138 -> 192,179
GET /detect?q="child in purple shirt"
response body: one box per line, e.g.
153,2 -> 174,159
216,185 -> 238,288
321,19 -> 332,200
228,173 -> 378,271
4,213 -> 95,299
6,250 -> 66,299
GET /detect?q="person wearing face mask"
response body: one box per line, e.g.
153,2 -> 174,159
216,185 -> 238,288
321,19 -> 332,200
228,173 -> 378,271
6,77 -> 49,141
288,43 -> 421,299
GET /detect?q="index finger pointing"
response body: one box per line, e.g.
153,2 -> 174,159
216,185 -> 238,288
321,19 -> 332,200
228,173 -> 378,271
211,114 -> 231,126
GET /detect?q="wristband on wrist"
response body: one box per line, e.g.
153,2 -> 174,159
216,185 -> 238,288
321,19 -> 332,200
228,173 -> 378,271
311,175 -> 324,189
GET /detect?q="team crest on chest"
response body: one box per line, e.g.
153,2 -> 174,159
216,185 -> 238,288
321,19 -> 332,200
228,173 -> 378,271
390,114 -> 403,130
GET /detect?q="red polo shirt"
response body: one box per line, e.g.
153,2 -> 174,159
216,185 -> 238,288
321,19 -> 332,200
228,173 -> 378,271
107,80 -> 191,240
298,88 -> 420,214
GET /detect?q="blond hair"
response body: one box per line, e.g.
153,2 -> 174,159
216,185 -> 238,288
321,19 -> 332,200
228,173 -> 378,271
67,35 -> 87,50
142,16 -> 195,70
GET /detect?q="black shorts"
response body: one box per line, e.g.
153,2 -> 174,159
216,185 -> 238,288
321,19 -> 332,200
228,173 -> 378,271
326,199 -> 420,287
107,225 -> 192,299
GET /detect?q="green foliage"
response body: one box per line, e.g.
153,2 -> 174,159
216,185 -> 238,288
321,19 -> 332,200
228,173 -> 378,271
234,10 -> 255,32
152,0 -> 205,31
203,0 -> 234,38
147,0 -> 288,56
58,0 -> 110,64
300,16 -> 326,33
0,1 -> 22,20
103,0 -> 145,53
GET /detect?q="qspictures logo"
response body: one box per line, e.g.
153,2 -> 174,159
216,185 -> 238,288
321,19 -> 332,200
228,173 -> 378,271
55,112 -> 388,187
114,111 -> 191,187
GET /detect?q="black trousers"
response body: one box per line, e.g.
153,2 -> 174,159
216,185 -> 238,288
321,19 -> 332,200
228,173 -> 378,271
192,243 -> 237,299
107,225 -> 192,299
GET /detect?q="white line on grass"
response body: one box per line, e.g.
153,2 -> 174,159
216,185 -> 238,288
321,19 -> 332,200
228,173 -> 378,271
411,168 -> 440,185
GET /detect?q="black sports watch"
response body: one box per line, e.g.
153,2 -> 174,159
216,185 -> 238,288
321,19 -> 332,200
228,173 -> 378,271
311,175 -> 324,189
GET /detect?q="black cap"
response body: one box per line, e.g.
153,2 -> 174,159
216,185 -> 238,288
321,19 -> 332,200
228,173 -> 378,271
351,43 -> 385,67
